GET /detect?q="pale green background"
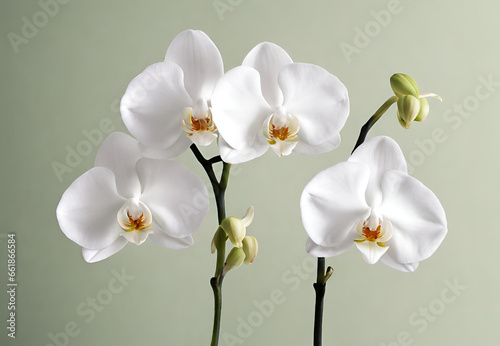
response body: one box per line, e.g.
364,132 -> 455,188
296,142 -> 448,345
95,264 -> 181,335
1,0 -> 498,345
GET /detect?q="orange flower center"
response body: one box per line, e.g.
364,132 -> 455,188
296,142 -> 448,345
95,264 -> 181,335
362,223 -> 382,242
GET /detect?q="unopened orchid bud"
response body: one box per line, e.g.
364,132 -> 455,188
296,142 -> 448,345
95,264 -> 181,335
397,95 -> 420,129
242,236 -> 258,264
390,73 -> 419,98
414,97 -> 429,122
220,217 -> 246,248
211,227 -> 227,254
223,247 -> 245,275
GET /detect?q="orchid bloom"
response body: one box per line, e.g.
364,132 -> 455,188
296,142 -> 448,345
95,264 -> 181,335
121,30 -> 223,158
56,132 -> 209,262
300,136 -> 447,272
211,42 -> 349,164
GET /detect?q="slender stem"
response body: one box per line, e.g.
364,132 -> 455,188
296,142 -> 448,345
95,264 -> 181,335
313,258 -> 332,346
190,144 -> 231,346
313,258 -> 325,346
352,96 -> 398,153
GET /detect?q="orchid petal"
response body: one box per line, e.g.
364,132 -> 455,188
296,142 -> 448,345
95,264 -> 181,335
380,170 -> 447,264
293,134 -> 341,155
95,132 -> 142,199
306,236 -> 356,258
211,66 -> 273,150
121,61 -> 192,150
242,42 -> 293,108
269,139 -> 298,157
300,162 -> 371,247
349,136 -> 408,207
380,256 -> 419,272
56,167 -> 125,250
218,135 -> 269,164
138,135 -> 192,159
165,30 -> 224,101
355,241 -> 389,264
119,229 -> 154,245
278,63 -> 349,146
136,158 -> 209,238
189,130 -> 218,147
149,231 -> 194,249
82,237 -> 128,263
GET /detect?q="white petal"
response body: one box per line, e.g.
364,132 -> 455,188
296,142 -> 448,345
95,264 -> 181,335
355,241 -> 389,264
278,63 -> 349,146
269,140 -> 298,157
218,135 -> 268,164
82,237 -> 128,263
349,136 -> 408,207
121,61 -> 192,150
56,167 -> 125,250
120,229 -> 154,245
240,206 -> 254,227
95,132 -> 142,199
379,170 -> 447,264
211,66 -> 273,150
165,30 -> 224,101
138,135 -> 192,159
293,134 -> 341,155
300,162 -> 371,247
149,230 -> 194,249
380,256 -> 419,272
136,158 -> 209,238
189,131 -> 218,146
242,42 -> 293,108
306,236 -> 355,258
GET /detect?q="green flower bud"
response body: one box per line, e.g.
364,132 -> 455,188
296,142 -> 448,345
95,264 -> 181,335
390,73 -> 419,98
223,247 -> 245,275
397,95 -> 420,129
220,216 -> 246,248
414,97 -> 429,122
242,236 -> 258,265
211,227 -> 227,254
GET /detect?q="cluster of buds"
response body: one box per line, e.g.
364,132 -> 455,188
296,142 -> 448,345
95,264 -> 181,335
211,207 -> 259,276
390,73 -> 442,129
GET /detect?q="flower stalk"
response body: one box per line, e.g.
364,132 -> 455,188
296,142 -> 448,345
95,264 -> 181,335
313,257 -> 333,346
190,144 -> 231,346
352,96 -> 398,153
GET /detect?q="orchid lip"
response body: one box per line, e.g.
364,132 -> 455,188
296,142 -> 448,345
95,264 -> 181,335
354,213 -> 393,245
117,199 -> 152,230
181,99 -> 218,146
265,108 -> 300,157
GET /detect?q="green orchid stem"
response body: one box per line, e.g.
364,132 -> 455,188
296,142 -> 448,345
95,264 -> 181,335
313,257 -> 333,346
352,96 -> 398,153
189,144 -> 231,346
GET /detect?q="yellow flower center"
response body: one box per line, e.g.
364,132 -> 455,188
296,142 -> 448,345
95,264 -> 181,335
266,110 -> 299,146
121,212 -> 151,232
354,215 -> 393,247
117,199 -> 153,233
182,109 -> 217,136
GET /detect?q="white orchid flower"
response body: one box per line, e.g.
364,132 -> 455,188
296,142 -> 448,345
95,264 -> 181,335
120,30 -> 223,158
300,136 -> 447,272
56,132 -> 209,263
211,42 -> 349,164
